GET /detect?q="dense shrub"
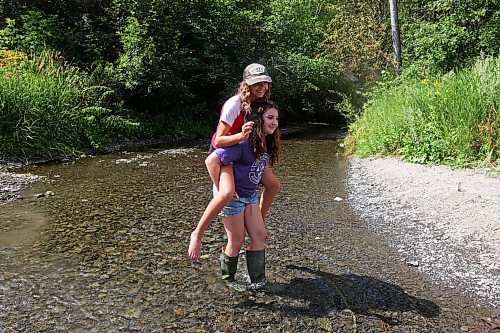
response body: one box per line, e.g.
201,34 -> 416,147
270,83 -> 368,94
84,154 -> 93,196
401,0 -> 500,73
1,0 -> 498,162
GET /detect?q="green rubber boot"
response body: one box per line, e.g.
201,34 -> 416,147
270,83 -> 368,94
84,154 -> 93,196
246,249 -> 285,292
220,251 -> 239,282
220,250 -> 246,292
246,249 -> 267,289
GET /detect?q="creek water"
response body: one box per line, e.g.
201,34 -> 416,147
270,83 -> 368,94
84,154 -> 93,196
0,127 -> 496,332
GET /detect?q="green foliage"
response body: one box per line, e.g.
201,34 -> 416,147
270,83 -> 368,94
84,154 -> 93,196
0,0 -> 351,120
0,18 -> 18,49
0,10 -> 65,52
270,52 -> 350,121
403,18 -> 468,71
346,56 -> 499,167
267,0 -> 329,55
0,50 -> 139,158
321,0 -> 393,81
1,0 -> 497,166
262,0 -> 352,121
401,0 -> 500,72
132,105 -> 212,142
102,0 -> 276,113
115,16 -> 156,91
164,0 -> 271,108
335,92 -> 360,125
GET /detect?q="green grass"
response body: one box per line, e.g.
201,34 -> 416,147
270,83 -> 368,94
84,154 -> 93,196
345,56 -> 499,167
0,50 -> 141,158
0,49 -> 214,160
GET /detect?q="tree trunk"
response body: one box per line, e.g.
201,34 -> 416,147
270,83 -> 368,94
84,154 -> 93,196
389,0 -> 402,71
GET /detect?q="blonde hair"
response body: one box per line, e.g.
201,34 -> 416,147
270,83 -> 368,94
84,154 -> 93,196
237,81 -> 272,116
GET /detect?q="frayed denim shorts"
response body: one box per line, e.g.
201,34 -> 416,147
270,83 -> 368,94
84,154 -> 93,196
213,186 -> 259,217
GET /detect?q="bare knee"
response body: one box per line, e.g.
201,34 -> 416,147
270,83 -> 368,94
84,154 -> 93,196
205,153 -> 217,167
215,175 -> 234,204
217,189 -> 233,204
226,238 -> 244,254
264,177 -> 281,194
249,230 -> 267,247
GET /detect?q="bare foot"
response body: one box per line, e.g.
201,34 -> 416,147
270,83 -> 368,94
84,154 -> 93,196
188,231 -> 202,262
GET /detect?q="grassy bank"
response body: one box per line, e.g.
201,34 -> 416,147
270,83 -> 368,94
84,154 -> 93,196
345,56 -> 499,167
0,50 -> 210,160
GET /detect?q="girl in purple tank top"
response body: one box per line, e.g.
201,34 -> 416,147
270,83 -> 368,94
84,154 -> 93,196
189,101 -> 280,290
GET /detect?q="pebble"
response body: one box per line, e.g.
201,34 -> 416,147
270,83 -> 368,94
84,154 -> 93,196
0,172 -> 39,202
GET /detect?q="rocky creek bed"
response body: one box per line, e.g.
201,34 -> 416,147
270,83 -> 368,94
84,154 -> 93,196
0,131 -> 499,332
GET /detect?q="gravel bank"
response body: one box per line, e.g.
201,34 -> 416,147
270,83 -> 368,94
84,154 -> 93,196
0,171 -> 40,203
347,157 -> 500,308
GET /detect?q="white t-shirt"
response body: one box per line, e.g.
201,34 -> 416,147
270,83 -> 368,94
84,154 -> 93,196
211,94 -> 245,148
219,94 -> 243,126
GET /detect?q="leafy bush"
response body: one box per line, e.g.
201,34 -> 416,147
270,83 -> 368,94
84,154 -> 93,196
270,53 -> 350,121
403,18 -> 469,72
321,0 -> 392,81
0,10 -> 65,52
401,0 -> 500,72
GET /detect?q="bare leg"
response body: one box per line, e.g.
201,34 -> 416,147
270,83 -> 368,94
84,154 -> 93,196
219,213 -> 245,286
243,204 -> 266,251
222,213 -> 245,257
244,203 -> 269,288
188,165 -> 235,261
259,166 -> 281,222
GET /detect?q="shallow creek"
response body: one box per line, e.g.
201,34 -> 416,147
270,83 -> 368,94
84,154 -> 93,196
0,128 -> 497,332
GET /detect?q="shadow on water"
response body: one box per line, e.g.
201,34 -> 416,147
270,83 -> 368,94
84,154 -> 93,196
242,264 -> 440,325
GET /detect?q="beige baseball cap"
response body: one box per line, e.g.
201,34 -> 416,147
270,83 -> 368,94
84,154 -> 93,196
242,63 -> 272,86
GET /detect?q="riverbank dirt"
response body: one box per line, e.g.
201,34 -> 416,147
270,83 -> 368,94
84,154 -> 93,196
347,157 -> 500,308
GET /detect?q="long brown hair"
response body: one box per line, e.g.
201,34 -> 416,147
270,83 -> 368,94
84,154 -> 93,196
247,100 -> 280,166
237,81 -> 272,116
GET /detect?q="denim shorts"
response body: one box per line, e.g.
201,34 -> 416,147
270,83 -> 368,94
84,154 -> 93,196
213,186 -> 259,217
